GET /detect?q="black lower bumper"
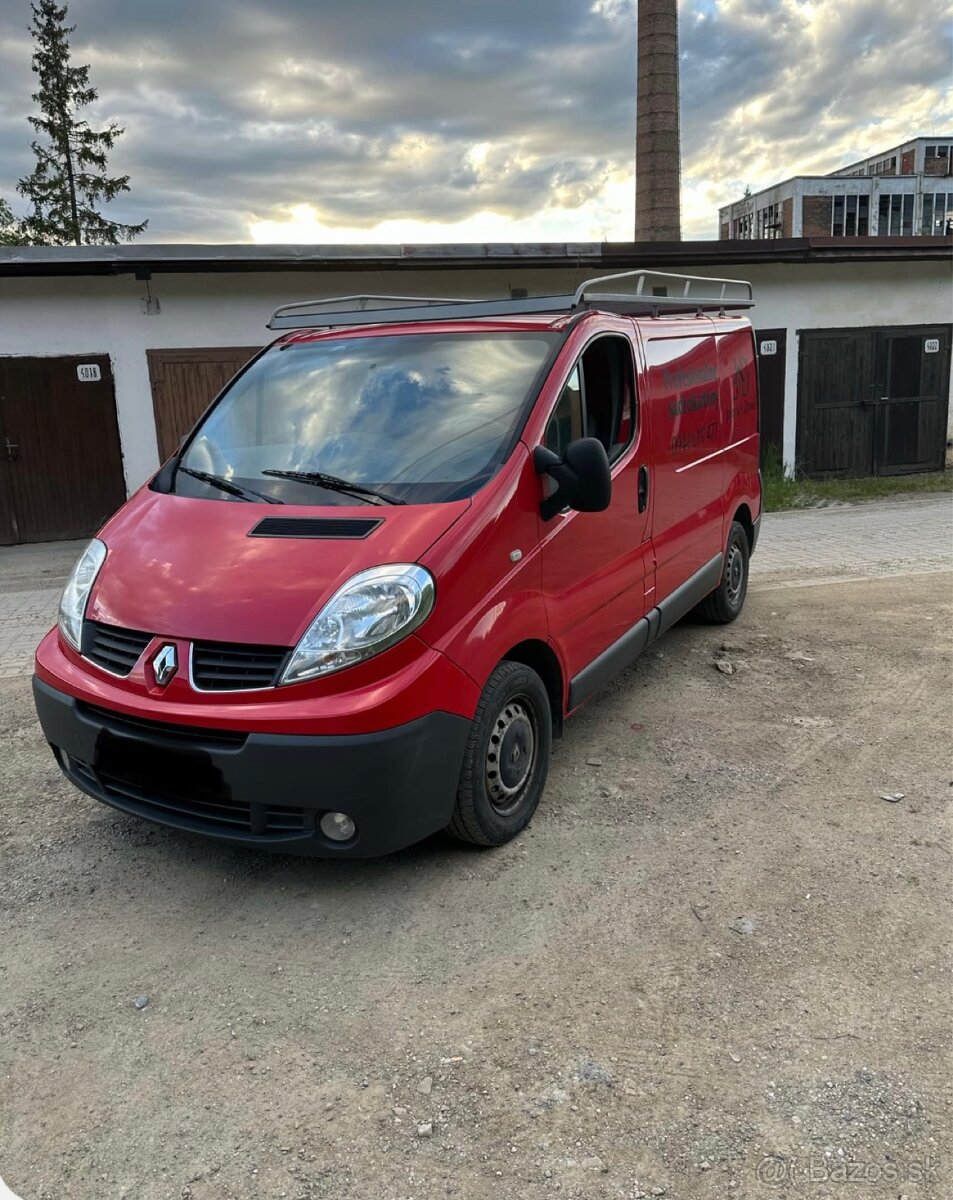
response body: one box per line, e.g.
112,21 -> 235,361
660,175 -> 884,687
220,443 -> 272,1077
33,677 -> 471,857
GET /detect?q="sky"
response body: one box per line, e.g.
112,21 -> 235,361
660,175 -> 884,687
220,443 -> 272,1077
0,0 -> 950,245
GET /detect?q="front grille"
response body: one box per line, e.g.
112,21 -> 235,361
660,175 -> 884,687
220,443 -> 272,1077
191,640 -> 290,691
78,702 -> 248,748
79,621 -> 289,692
68,754 -> 307,837
82,621 -> 153,677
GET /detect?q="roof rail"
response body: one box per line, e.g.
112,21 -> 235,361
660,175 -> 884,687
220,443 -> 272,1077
266,270 -> 754,331
267,292 -> 577,330
572,269 -> 754,312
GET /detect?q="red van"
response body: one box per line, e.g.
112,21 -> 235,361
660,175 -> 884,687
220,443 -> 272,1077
33,270 -> 761,857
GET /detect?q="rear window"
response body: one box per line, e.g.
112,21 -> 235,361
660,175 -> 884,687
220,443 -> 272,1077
176,331 -> 559,505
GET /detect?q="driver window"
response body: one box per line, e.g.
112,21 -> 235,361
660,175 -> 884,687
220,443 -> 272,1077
543,337 -> 636,465
582,336 -> 636,463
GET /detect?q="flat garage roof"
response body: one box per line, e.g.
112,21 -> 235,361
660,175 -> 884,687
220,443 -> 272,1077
1,236 -> 951,277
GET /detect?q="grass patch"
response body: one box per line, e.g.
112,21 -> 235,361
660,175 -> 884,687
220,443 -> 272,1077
761,452 -> 953,512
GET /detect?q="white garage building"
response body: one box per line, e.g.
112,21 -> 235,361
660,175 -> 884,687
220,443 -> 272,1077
0,237 -> 950,544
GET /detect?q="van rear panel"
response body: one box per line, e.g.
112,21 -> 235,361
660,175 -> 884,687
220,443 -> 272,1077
713,318 -> 761,541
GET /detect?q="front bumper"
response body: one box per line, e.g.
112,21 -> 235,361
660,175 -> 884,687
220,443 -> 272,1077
34,676 -> 471,857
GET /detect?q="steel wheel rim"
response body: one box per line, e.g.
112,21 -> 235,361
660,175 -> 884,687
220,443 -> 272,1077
485,695 -> 538,815
726,543 -> 745,606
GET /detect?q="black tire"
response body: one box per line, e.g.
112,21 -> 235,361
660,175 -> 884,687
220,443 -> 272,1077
446,661 -> 553,847
695,521 -> 750,624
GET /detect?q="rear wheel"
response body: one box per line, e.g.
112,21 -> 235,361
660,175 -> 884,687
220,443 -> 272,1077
446,661 -> 552,846
695,520 -> 749,624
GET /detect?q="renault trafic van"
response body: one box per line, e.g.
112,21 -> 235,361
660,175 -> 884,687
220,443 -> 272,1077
33,270 -> 762,856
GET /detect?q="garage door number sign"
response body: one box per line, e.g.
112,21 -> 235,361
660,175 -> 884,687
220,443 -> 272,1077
76,363 -> 102,382
924,339 -> 940,354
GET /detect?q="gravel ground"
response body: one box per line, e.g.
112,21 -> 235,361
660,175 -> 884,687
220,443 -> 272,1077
0,540 -> 951,1199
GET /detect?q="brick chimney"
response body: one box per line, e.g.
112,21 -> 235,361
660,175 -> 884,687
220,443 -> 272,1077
635,0 -> 681,241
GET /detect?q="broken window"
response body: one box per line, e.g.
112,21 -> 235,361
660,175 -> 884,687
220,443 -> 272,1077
832,194 -> 870,236
922,192 -> 952,234
878,193 -> 915,235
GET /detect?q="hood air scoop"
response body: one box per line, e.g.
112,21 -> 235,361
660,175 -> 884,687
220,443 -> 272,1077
248,516 -> 383,539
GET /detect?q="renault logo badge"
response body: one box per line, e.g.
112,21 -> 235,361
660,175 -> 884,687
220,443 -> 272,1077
152,643 -> 178,687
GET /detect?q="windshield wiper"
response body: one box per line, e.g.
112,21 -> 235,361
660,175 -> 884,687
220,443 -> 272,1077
179,466 -> 283,505
260,469 -> 405,506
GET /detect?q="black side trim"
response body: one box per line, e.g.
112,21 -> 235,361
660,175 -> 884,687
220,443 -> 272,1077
656,552 -> 723,637
249,516 -> 383,539
567,552 -> 724,710
751,514 -> 761,555
568,618 -> 649,710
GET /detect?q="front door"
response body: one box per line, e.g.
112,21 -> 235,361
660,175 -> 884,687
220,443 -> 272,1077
537,332 -> 653,688
797,326 -> 951,478
0,355 -> 127,544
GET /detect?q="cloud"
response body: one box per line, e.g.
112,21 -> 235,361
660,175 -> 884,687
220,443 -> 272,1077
0,0 -> 949,243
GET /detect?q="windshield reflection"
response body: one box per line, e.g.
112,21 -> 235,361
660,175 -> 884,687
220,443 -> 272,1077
178,332 -> 558,505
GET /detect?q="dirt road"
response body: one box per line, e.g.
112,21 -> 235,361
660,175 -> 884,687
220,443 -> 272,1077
1,542 -> 950,1198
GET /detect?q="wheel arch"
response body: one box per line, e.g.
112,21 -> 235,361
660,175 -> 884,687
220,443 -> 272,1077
502,639 -> 564,737
731,502 -> 754,553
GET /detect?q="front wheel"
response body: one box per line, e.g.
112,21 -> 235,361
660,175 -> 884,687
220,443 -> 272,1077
695,520 -> 750,624
446,661 -> 553,846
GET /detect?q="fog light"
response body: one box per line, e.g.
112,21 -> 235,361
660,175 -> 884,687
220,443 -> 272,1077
320,811 -> 356,842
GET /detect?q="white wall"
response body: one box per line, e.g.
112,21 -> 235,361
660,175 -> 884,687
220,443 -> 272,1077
0,257 -> 950,488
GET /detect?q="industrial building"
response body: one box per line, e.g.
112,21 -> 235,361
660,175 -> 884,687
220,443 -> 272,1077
719,137 -> 953,241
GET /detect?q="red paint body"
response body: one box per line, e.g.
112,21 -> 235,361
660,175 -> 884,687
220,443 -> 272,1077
36,310 -> 761,738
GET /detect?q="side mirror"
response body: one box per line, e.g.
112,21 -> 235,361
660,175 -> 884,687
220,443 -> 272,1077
533,437 -> 612,521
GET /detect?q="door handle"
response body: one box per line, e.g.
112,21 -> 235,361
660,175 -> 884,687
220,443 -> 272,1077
4,437 -> 17,462
638,465 -> 649,513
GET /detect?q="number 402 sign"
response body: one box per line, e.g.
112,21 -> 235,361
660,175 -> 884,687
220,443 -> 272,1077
76,363 -> 102,382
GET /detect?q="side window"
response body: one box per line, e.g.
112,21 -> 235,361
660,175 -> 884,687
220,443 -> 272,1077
544,365 -> 583,457
543,336 -> 636,465
581,335 -> 636,463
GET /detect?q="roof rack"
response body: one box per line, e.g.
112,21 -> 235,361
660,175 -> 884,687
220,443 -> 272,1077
266,269 -> 754,330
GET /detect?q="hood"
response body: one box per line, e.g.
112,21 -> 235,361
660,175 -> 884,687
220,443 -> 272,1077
88,489 -> 468,646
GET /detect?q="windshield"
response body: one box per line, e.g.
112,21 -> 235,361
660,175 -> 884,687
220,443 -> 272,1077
176,331 -> 559,505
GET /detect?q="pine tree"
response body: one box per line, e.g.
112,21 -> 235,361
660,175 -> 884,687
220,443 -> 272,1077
17,0 -> 147,245
0,198 -> 23,245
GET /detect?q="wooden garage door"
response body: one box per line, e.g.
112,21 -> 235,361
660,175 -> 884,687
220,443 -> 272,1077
797,326 -> 951,477
0,355 -> 127,545
147,347 -> 262,462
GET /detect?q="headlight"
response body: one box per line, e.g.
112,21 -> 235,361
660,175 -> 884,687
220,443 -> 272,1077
58,538 -> 107,651
280,564 -> 435,685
